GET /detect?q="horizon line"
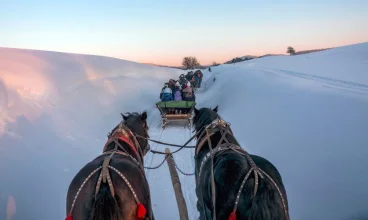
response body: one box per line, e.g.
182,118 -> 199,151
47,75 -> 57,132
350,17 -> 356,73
1,40 -> 367,67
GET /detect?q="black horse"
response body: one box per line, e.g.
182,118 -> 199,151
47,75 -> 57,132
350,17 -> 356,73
66,112 -> 154,220
193,106 -> 289,220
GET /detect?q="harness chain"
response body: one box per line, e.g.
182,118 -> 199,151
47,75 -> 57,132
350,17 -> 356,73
143,152 -> 194,174
137,125 -> 207,155
144,155 -> 169,169
135,135 -> 196,148
195,118 -> 289,220
170,154 -> 195,176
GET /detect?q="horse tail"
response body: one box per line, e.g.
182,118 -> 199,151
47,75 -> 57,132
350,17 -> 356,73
89,183 -> 122,220
243,178 -> 287,220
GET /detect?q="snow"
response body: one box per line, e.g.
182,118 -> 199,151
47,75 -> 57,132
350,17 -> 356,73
1,42 -> 368,220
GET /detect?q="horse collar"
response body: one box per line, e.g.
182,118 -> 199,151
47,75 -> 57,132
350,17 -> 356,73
104,124 -> 140,158
195,118 -> 231,155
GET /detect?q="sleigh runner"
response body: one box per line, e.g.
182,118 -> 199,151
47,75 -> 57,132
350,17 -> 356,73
156,100 -> 196,129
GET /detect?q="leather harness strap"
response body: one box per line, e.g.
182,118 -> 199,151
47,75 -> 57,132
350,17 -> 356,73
195,118 -> 289,220
67,122 -> 150,219
205,128 -> 217,220
95,122 -> 146,199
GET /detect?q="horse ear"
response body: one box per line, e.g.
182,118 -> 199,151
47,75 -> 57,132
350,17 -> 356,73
121,113 -> 128,121
141,111 -> 147,121
213,105 -> 218,112
194,107 -> 200,116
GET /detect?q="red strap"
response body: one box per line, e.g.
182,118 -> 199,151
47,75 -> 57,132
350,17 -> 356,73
117,136 -> 139,157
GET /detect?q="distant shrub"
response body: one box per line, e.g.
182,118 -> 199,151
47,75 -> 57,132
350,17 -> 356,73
287,46 -> 296,55
182,57 -> 200,70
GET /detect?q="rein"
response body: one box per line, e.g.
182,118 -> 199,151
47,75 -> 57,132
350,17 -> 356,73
136,125 -> 207,155
135,134 -> 196,148
195,118 -> 289,220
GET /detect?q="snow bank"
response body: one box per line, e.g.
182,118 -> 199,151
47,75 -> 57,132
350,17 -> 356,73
1,42 -> 367,220
0,48 -> 182,219
245,42 -> 368,86
198,42 -> 368,220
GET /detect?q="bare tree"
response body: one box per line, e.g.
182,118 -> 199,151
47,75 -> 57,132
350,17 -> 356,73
287,46 -> 296,55
182,56 -> 200,69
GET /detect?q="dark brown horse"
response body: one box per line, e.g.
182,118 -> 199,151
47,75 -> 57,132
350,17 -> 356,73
66,112 -> 154,220
193,106 -> 289,220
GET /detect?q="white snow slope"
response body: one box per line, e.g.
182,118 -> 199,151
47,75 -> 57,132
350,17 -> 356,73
1,42 -> 368,220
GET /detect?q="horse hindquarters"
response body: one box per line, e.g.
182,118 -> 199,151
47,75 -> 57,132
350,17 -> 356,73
237,156 -> 289,220
234,179 -> 286,220
89,183 -> 123,220
195,173 -> 214,220
195,184 -> 210,220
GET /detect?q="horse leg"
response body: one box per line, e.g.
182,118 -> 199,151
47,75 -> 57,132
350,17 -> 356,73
196,181 -> 213,220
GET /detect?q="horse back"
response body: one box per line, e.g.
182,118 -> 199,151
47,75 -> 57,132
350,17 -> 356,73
197,151 -> 288,220
66,155 -> 152,219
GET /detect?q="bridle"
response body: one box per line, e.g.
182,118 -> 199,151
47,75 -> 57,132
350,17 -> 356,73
195,117 -> 289,220
104,120 -> 149,167
106,117 -> 150,157
65,118 -> 151,220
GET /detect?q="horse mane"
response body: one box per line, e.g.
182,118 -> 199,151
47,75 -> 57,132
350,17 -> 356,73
106,112 -> 142,151
123,112 -> 140,117
193,108 -> 219,133
109,112 -> 140,135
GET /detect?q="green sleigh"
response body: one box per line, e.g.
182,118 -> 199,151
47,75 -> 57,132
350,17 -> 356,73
156,101 -> 196,129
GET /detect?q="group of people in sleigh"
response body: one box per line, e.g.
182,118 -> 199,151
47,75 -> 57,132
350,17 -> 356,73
159,70 -> 203,102
160,81 -> 195,102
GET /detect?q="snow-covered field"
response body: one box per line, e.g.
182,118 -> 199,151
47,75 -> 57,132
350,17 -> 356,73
0,42 -> 367,220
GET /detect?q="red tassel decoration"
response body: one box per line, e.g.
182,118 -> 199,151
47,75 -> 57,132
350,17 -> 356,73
228,211 -> 236,220
137,203 -> 147,219
65,215 -> 73,220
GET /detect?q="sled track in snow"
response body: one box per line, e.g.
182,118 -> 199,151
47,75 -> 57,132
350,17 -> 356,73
266,68 -> 368,95
144,110 -> 198,219
143,72 -> 216,219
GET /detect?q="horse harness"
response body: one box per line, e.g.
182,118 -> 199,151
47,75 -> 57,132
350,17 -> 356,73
195,118 -> 289,220
65,122 -> 149,220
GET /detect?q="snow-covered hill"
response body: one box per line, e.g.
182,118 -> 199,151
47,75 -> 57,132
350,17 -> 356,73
0,42 -> 367,220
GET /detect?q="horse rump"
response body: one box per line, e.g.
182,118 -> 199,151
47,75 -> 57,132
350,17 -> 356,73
89,183 -> 122,220
240,177 -> 287,220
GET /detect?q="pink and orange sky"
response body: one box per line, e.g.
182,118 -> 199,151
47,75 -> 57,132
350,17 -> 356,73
1,0 -> 367,66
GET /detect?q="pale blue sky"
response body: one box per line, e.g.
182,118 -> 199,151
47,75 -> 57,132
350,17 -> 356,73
1,0 -> 367,65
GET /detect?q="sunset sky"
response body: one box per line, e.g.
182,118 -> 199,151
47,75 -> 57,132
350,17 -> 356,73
1,0 -> 367,66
